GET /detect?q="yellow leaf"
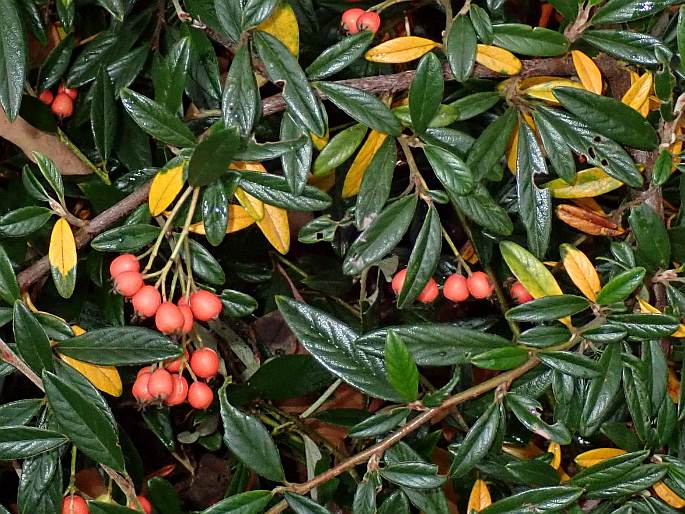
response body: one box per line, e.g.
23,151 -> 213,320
149,164 -> 185,216
71,325 -> 86,336
571,50 -> 602,95
256,203 -> 290,254
500,241 -> 563,299
49,218 -> 77,298
467,479 -> 492,512
235,189 -> 265,221
547,442 -> 561,470
342,130 -> 388,197
638,297 -> 661,314
311,130 -> 329,151
257,3 -> 299,57
59,354 -> 122,397
575,448 -> 626,467
622,73 -> 653,112
476,45 -> 522,75
502,442 -> 544,459
308,172 -> 336,193
544,167 -> 624,199
230,161 -> 267,172
188,205 -> 256,235
517,76 -> 565,89
365,37 -> 440,64
672,324 -> 685,338
560,244 -> 600,302
524,79 -> 584,104
654,481 -> 685,508
506,121 -> 519,175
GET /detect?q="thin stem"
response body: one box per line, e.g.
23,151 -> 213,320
397,136 -> 430,200
487,264 -> 519,338
144,186 -> 193,273
440,225 -> 471,275
369,0 -> 415,12
300,379 -> 342,419
57,129 -> 110,184
0,337 -> 44,391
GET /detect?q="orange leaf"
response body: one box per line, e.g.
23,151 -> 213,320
654,481 -> 685,508
467,479 -> 492,512
560,244 -> 600,301
556,204 -> 625,236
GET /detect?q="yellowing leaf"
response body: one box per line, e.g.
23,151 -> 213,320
235,189 -> 265,221
523,79 -> 584,104
49,218 -> 77,299
502,442 -> 544,459
544,167 -> 624,199
59,354 -> 122,397
149,164 -> 185,216
654,481 -> 685,508
622,73 -> 653,112
467,479 -> 492,512
500,241 -> 563,299
571,50 -> 602,95
342,130 -> 388,197
476,45 -> 522,75
365,37 -> 440,64
575,448 -> 626,467
257,3 -> 299,57
311,130 -> 329,151
256,203 -> 290,254
547,442 -> 561,470
188,205 -> 256,235
230,161 -> 267,172
638,297 -> 661,314
506,121 -> 519,175
517,76 -> 565,89
560,244 -> 600,302
672,324 -> 685,338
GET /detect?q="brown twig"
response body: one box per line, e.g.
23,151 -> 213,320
0,336 -> 44,391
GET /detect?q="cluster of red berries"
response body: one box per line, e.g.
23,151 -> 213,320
38,84 -> 77,118
341,8 -> 381,34
109,254 -> 223,335
392,269 -> 496,304
131,347 -> 218,410
62,494 -> 152,514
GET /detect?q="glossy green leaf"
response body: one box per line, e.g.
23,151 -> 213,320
313,123 -> 367,176
306,30 -> 374,80
466,107 -> 517,180
581,30 -> 665,66
355,137 -> 396,230
449,91 -> 501,121
349,409 -> 410,438
538,351 -> 600,378
507,393 -> 571,443
424,144 -> 474,196
284,492 -> 329,514
596,267 -> 646,305
91,224 -> 161,252
608,314 -> 679,339
91,67 -> 117,162
410,52 -> 444,134
0,207 -> 52,237
37,33 -> 75,92
451,183 -> 513,235
380,462 -> 446,489
0,245 -> 19,305
580,343 -> 622,436
447,15 -> 477,83
0,399 -> 43,427
13,301 -> 53,374
0,0 -> 26,121
236,171 -> 332,211
506,295 -> 590,321
202,490 -> 273,514
202,179 -> 229,246
450,402 -> 501,477
0,427 -> 66,459
188,126 -> 241,187
629,204 -> 671,271
222,45 -> 259,137
493,24 -> 569,56
592,0 -> 680,24
17,446 -> 62,514
480,486 -> 584,513
280,112 -> 312,194
384,330 -> 419,402
533,110 -> 576,183
471,346 -> 529,370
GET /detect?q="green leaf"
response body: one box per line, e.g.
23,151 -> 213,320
120,88 -> 197,148
629,204 -> 671,271
95,0 -> 125,20
349,409 -> 410,438
410,52 -> 444,133
91,224 -> 161,252
596,267 -> 646,305
0,245 -> 19,305
538,351 -> 600,378
582,324 -> 627,344
586,464 -> 666,499
379,491 -> 410,514
533,110 -> 576,183
56,327 -> 181,365
384,330 -> 419,402
315,81 -> 401,136
0,0 -> 26,120
37,33 -> 75,92
609,314 -> 679,339
355,137 -> 396,230
518,325 -> 571,348
201,490 -> 273,514
91,67 -> 117,162
155,38 -> 191,115
34,152 -> 65,205
380,462 -> 446,489
446,15 -> 477,82
580,343 -> 622,436
0,207 -> 52,237
246,355 -> 331,401
0,427 -> 66,459
306,30 -> 374,80
479,486 -> 584,513
570,449 -> 649,489
313,123 -> 367,176
235,171 -> 332,211
13,301 -> 53,374
343,195 -> 417,275
449,91 -> 501,121
219,384 -> 285,482
652,148 -> 672,187
592,0 -> 680,24
492,24 -> 569,56
202,179 -> 229,246
188,126 -> 241,187
506,295 -> 590,321
452,183 -> 513,235
397,206 -> 441,308
466,107 -> 517,180
581,30 -> 665,66
222,45 -> 260,137
43,370 -> 125,471
506,393 -> 571,443
186,239 -> 225,286
280,112 -> 313,194
450,402 -> 501,477
67,33 -> 119,87
553,87 -> 658,150
277,296 -> 401,401
284,492 -> 330,514
147,477 -> 182,514
254,30 -> 325,137
17,447 -> 62,514
220,289 -> 257,318
423,144 -> 475,196
0,399 -> 43,427
471,346 -> 529,370
516,122 -> 552,257
353,477 -> 377,514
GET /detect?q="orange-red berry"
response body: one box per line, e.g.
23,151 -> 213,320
110,254 -> 139,279
164,375 -> 189,406
51,93 -> 74,118
136,366 -> 151,378
132,372 -> 152,403
147,368 -> 173,400
178,304 -> 194,334
356,11 -> 381,33
155,302 -> 184,334
165,350 -> 189,373
58,83 -> 78,100
510,281 -> 533,304
391,268 -> 408,295
467,271 -> 494,300
416,278 -> 439,304
62,495 -> 89,514
129,496 -> 152,514
443,274 -> 470,302
190,348 -> 219,379
341,8 -> 365,34
188,381 -> 214,410
132,285 -> 161,318
114,271 -> 143,297
189,290 -> 223,322
38,90 -> 53,105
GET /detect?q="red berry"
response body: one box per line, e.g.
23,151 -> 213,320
391,268 -> 408,295
132,372 -> 152,403
178,295 -> 189,307
178,304 -> 194,334
443,274 -> 470,302
165,350 -> 189,373
113,271 -> 143,297
110,254 -> 139,279
147,368 -> 173,400
356,11 -> 381,33
164,375 -> 189,406
190,348 -> 219,379
137,366 -> 152,378
51,93 -> 74,118
510,281 -> 533,304
58,83 -> 78,100
417,278 -> 439,304
341,8 -> 365,34
467,271 -> 494,300
155,302 -> 184,334
132,286 -> 161,318
189,290 -> 223,322
38,90 -> 54,105
129,496 -> 152,514
62,495 -> 89,514
188,381 -> 214,410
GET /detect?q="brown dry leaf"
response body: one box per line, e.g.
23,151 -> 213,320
560,244 -> 601,301
461,241 -> 478,264
571,197 -> 606,214
575,448 -> 626,467
654,481 -> 685,508
476,45 -> 522,75
467,479 -> 492,512
556,204 -> 625,236
571,50 -> 602,95
365,37 -> 441,63
342,130 -> 388,197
